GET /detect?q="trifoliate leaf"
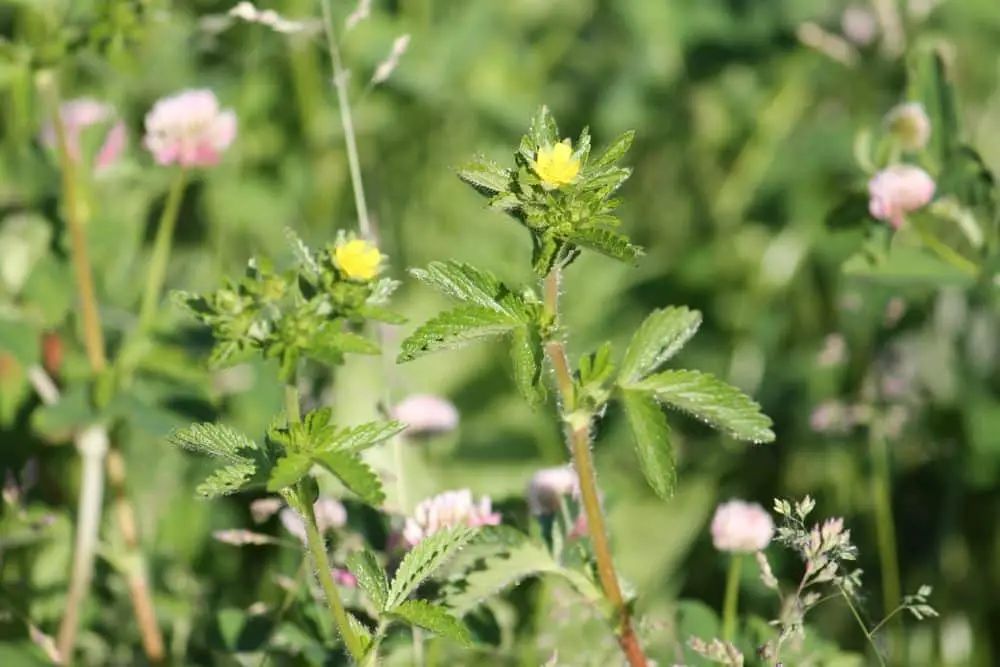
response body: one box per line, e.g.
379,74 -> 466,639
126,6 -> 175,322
589,130 -> 635,170
457,156 -> 511,197
346,549 -> 390,611
634,369 -> 775,443
409,261 -> 512,315
266,454 -> 312,492
510,325 -> 544,406
324,420 -> 407,453
386,526 -> 476,610
620,389 -> 676,500
568,226 -> 643,265
169,422 -> 259,461
388,600 -> 473,647
313,450 -> 385,506
618,307 -> 703,385
397,305 -> 519,363
196,460 -> 257,498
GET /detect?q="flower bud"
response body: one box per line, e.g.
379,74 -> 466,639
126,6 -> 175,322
884,102 -> 931,151
868,164 -> 935,228
526,466 -> 578,515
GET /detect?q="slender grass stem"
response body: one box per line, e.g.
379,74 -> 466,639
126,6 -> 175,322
138,167 -> 188,333
841,587 -> 889,667
869,427 -> 904,662
541,269 -> 648,667
721,554 -> 743,642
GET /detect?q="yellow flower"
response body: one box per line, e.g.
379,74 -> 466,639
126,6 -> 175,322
533,140 -> 580,188
334,239 -> 382,281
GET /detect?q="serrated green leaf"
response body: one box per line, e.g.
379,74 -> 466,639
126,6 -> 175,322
356,303 -> 407,324
346,549 -> 390,611
312,451 -> 385,506
589,130 -> 635,170
619,307 -> 703,385
267,454 -> 312,492
528,105 -> 559,151
409,261 -> 511,314
457,156 -> 511,196
389,600 -> 473,646
621,389 -> 676,500
284,227 -> 319,278
197,460 -> 257,498
387,526 -> 476,610
168,422 -> 258,461
635,370 -> 774,443
346,613 -> 373,655
0,319 -> 39,368
397,305 -> 518,363
313,328 -> 381,356
568,226 -> 643,264
325,420 -> 407,453
510,325 -> 543,406
443,534 -> 603,614
208,340 -> 258,369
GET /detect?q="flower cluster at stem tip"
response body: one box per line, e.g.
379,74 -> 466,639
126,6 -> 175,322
711,499 -> 775,553
334,238 -> 383,281
533,140 -> 581,188
401,489 -> 501,548
143,89 -> 237,168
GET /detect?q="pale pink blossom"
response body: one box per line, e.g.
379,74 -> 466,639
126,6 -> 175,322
391,393 -> 459,437
841,6 -> 878,46
143,89 -> 237,167
333,568 -> 357,587
40,98 -> 127,172
526,466 -> 579,515
277,497 -> 347,543
868,165 -> 936,228
401,489 -> 501,547
710,499 -> 774,553
885,102 -> 932,151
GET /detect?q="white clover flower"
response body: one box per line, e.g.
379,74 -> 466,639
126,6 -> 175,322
868,164 -> 936,228
402,489 -> 501,547
526,466 -> 579,515
391,393 -> 459,437
143,89 -> 237,168
710,499 -> 774,553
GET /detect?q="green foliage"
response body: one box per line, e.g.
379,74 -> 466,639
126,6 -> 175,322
386,526 -> 477,611
619,307 -> 703,385
620,389 -> 676,500
387,600 -> 473,646
312,450 -> 385,506
346,549 -> 390,612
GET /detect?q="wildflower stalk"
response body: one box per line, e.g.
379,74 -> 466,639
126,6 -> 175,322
869,428 -> 904,662
721,554 -> 743,642
841,586 -> 889,667
284,382 -> 365,661
541,269 -> 649,667
138,167 -> 188,332
37,72 -> 109,664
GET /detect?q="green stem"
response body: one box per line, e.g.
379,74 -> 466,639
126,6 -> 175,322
286,383 -> 364,661
138,168 -> 188,333
869,428 -> 904,662
721,554 -> 743,642
841,587 -> 888,667
300,485 -> 365,662
319,0 -> 371,239
541,269 -> 648,667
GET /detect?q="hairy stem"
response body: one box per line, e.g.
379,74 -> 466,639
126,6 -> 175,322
869,427 -> 904,662
286,383 -> 364,661
721,554 -> 743,642
541,269 -> 648,667
138,167 -> 188,333
37,72 -> 108,664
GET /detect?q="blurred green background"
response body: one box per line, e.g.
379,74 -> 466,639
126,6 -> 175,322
2,0 -> 1000,665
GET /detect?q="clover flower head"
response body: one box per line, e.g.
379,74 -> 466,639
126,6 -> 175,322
277,497 -> 347,544
710,499 -> 774,553
868,164 -> 935,228
334,238 -> 383,281
391,393 -> 459,437
143,88 -> 237,167
402,489 -> 501,547
40,98 -> 127,172
534,140 -> 581,188
526,465 -> 579,515
885,102 -> 931,151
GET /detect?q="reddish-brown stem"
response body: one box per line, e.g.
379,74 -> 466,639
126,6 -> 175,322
542,269 -> 648,667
